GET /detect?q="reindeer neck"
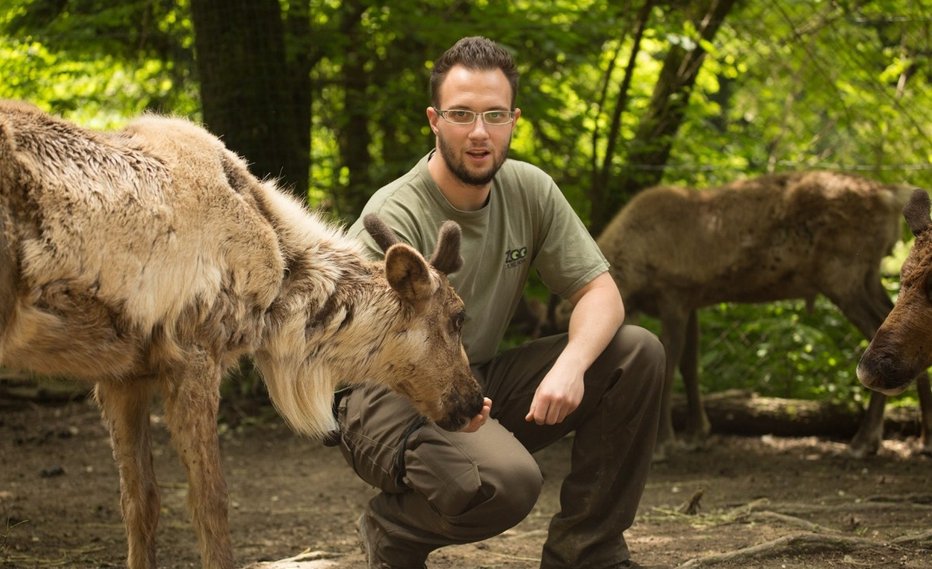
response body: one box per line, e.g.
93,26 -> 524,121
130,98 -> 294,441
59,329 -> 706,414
250,195 -> 399,436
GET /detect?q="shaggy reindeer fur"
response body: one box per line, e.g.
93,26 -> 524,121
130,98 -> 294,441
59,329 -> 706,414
0,100 -> 483,569
595,171 -> 932,458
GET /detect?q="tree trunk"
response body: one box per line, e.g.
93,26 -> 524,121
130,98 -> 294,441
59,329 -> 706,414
334,0 -> 373,220
590,0 -> 655,219
190,0 -> 309,201
592,0 -> 739,234
284,1 -> 313,193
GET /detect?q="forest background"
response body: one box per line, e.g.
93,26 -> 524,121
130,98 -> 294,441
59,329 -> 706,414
1,0 -> 930,415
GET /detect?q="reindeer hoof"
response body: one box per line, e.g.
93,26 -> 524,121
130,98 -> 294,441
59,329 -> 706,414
847,440 -> 880,459
652,438 -> 678,463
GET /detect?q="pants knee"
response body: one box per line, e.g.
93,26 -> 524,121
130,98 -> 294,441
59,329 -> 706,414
404,427 -> 543,539
470,451 -> 542,534
640,326 -> 666,371
611,325 -> 665,380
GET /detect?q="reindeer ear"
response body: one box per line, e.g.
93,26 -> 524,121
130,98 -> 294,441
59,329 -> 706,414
429,220 -> 463,275
385,244 -> 435,305
904,189 -> 931,237
364,214 -> 401,253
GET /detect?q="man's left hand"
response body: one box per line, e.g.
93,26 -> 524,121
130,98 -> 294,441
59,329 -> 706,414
525,361 -> 584,425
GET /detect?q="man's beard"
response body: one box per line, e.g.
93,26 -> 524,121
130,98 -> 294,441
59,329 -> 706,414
437,133 -> 510,187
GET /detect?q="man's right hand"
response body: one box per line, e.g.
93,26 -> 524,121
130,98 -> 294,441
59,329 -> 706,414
460,397 -> 492,433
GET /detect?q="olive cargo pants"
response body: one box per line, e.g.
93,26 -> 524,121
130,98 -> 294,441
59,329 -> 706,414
337,325 -> 665,569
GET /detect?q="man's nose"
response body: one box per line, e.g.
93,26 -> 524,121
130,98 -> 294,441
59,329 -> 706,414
468,117 -> 490,137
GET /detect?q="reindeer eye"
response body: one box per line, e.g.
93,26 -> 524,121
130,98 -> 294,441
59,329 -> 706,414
451,310 -> 465,334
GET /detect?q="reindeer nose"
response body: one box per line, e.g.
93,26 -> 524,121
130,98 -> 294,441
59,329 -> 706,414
435,389 -> 485,431
464,391 -> 484,417
857,354 -> 913,395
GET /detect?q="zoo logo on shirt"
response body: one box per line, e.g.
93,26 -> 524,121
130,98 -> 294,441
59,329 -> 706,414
504,246 -> 528,269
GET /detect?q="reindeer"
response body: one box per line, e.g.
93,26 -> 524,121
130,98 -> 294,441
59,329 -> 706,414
595,171 -> 932,458
0,100 -> 484,569
859,190 -> 932,400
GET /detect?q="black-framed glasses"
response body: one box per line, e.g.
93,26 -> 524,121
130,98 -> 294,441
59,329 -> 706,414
434,108 -> 515,126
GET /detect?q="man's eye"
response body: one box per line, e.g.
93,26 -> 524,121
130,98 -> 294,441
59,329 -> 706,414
448,110 -> 472,120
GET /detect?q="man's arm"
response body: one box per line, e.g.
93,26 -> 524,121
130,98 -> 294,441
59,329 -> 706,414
525,271 -> 625,425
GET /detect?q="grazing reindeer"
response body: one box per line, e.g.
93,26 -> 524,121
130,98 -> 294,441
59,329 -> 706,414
859,190 -> 932,406
595,171 -> 932,458
0,100 -> 484,569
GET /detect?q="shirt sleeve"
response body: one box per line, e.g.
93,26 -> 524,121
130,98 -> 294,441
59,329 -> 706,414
532,176 -> 610,299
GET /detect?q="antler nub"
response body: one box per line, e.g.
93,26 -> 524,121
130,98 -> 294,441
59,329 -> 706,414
363,213 -> 401,252
430,221 -> 463,275
903,189 -> 931,237
364,214 -> 463,275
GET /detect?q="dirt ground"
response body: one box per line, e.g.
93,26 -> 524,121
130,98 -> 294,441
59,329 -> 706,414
1,392 -> 931,569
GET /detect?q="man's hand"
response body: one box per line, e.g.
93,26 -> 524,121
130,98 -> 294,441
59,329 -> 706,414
525,359 -> 584,425
460,397 -> 492,433
525,272 -> 622,426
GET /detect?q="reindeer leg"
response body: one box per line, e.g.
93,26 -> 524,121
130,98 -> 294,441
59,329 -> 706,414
161,355 -> 234,569
655,306 -> 689,460
914,372 -> 932,455
680,309 -> 710,444
850,391 -> 886,458
853,280 -> 932,454
95,380 -> 160,569
832,286 -> 893,458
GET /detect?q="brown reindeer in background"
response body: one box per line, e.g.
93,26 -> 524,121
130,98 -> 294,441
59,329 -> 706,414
595,171 -> 932,458
0,100 -> 484,569
859,190 -> 932,401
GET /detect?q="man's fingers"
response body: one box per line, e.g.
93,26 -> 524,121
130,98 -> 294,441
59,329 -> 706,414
526,405 -> 551,425
461,397 -> 492,433
526,402 -> 571,425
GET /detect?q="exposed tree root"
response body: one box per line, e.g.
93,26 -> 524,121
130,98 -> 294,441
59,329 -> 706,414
740,510 -> 835,533
891,529 -> 932,546
243,550 -> 340,569
674,531 -> 895,568
653,494 -> 932,568
864,493 -> 932,505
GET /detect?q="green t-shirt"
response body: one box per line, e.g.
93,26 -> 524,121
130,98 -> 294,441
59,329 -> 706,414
348,151 -> 609,365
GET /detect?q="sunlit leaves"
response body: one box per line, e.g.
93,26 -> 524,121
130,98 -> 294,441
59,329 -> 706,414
2,0 -> 929,402
1,0 -> 198,124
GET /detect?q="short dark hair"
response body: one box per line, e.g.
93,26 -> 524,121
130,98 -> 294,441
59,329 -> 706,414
430,36 -> 519,108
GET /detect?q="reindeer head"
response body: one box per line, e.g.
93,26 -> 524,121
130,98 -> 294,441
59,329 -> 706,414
364,214 -> 484,430
858,189 -> 932,395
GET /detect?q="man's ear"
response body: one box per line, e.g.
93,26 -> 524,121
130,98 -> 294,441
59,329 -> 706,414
385,243 -> 435,306
426,106 -> 440,134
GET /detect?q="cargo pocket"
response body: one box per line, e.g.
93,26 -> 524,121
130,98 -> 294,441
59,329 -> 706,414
337,387 -> 414,495
401,426 -> 484,518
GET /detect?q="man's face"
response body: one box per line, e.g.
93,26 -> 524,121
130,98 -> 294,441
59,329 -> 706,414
428,65 -> 521,188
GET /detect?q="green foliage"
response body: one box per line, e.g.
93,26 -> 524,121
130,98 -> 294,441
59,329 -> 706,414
631,298 -> 875,405
0,0 -> 197,124
1,0 -> 929,406
662,1 -> 931,190
702,299 -> 866,401
632,240 -> 919,409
